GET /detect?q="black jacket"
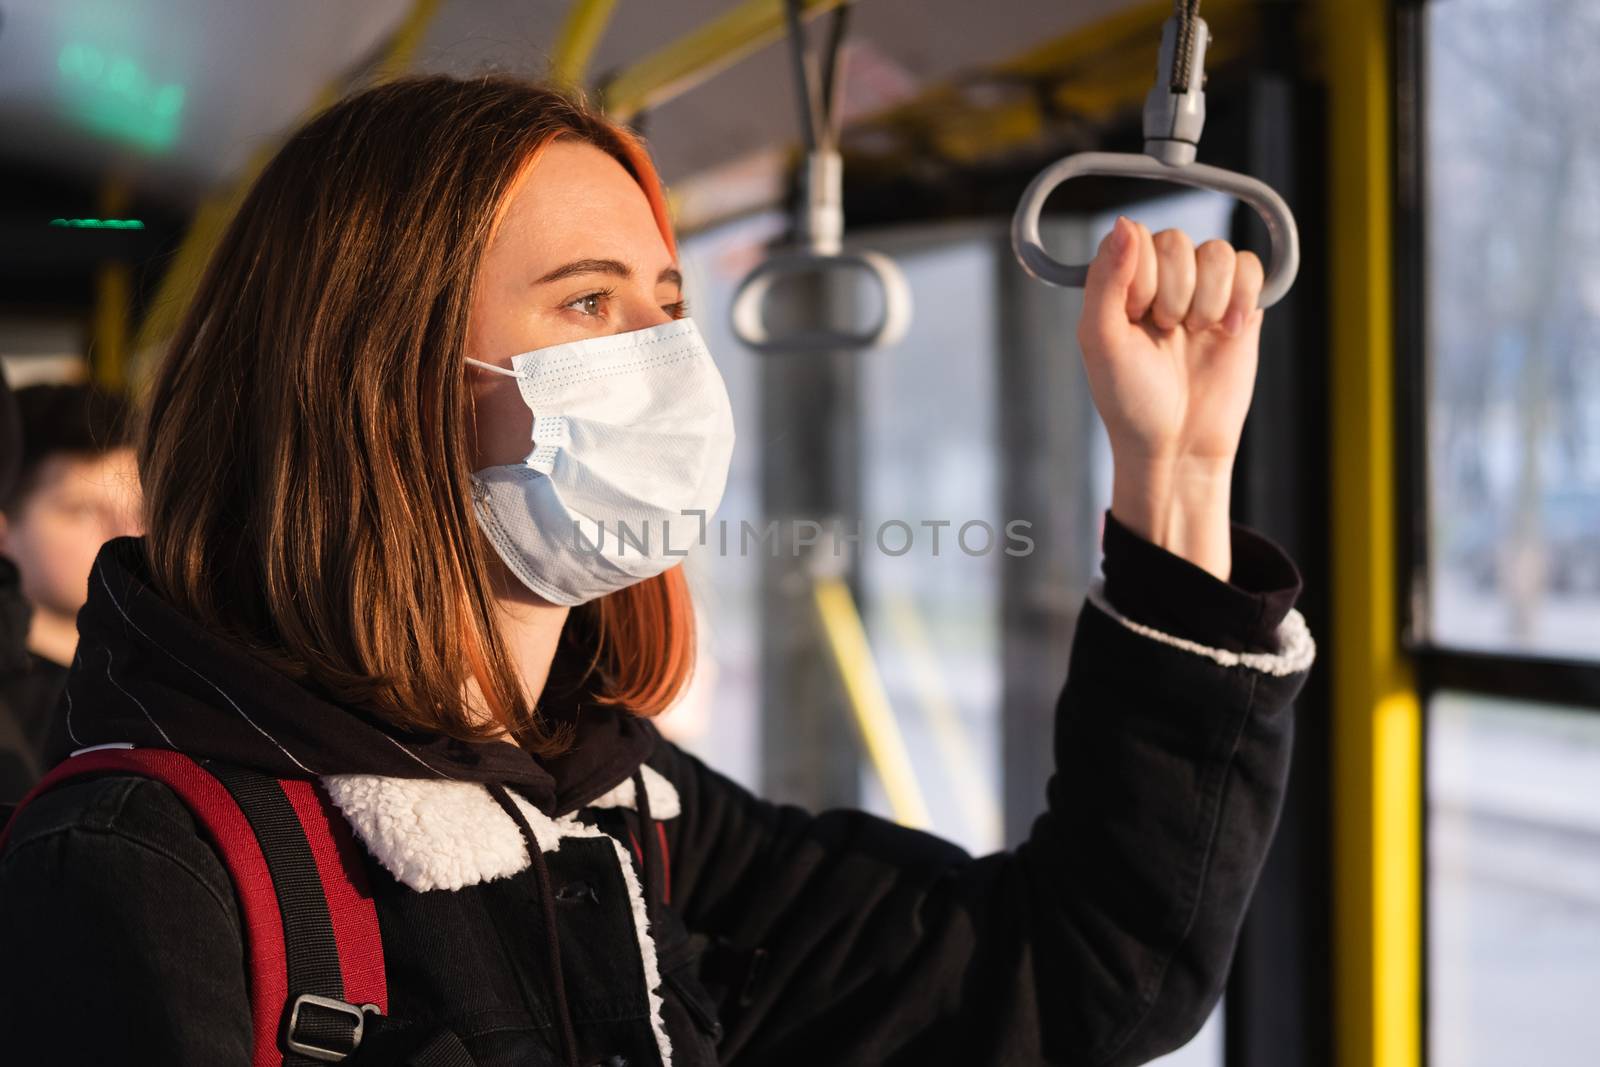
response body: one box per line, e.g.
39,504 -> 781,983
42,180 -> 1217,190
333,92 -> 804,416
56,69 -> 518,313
0,557 -> 64,800
0,521 -> 1312,1066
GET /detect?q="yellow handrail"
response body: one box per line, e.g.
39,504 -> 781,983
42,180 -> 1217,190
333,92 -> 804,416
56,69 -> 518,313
550,0 -> 618,89
1320,1 -> 1422,1065
371,0 -> 442,86
881,592 -> 1002,845
812,576 -> 932,829
602,0 -> 850,123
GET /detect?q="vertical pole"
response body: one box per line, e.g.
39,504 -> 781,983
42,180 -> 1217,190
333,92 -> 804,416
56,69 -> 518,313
758,272 -> 861,810
92,178 -> 131,394
1320,1 -> 1423,1065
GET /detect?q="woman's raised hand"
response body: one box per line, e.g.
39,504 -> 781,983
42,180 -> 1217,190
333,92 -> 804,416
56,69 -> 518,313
1078,215 -> 1267,581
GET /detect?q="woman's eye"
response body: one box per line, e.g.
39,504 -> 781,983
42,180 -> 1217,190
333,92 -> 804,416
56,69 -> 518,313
565,290 -> 612,317
664,299 -> 688,320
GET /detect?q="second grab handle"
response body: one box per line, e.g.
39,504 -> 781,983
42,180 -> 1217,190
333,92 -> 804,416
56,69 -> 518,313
730,249 -> 914,354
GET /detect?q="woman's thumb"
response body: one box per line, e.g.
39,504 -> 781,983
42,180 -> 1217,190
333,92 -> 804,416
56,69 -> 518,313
1081,216 -> 1139,343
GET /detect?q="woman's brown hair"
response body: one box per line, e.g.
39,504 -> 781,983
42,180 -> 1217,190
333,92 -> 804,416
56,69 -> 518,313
138,75 -> 695,753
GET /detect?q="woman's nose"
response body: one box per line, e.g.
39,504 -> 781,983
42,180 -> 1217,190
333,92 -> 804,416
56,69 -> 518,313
626,292 -> 679,332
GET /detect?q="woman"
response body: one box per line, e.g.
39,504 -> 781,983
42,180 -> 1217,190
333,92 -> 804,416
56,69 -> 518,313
0,77 -> 1312,1066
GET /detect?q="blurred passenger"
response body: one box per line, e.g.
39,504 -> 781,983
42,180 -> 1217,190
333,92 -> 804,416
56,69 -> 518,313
0,77 -> 1312,1065
0,383 -> 139,791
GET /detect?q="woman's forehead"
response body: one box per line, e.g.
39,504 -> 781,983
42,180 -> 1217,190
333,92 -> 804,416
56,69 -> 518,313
491,140 -> 672,273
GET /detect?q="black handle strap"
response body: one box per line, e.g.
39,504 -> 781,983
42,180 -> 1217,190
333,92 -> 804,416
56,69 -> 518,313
210,764 -> 367,1065
782,0 -> 855,154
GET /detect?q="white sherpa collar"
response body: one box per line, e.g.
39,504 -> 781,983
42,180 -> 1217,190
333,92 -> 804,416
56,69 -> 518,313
320,771 -> 677,1064
321,774 -> 556,893
319,765 -> 680,893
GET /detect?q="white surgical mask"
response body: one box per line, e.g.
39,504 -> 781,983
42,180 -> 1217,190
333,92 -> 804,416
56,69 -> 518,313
465,318 -> 736,606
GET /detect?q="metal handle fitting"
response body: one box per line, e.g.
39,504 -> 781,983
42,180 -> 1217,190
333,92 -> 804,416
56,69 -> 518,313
1009,16 -> 1301,309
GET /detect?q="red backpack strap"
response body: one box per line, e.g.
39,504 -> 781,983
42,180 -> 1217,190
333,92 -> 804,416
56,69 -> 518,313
278,779 -> 388,1012
1,749 -> 387,1066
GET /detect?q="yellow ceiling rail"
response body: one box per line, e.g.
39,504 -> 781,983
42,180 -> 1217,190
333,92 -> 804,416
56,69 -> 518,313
812,576 -> 932,829
1000,0 -> 1248,81
372,0 -> 442,85
818,0 -> 1254,169
550,0 -> 618,89
1320,1 -> 1422,1066
130,0 -> 447,375
601,0 -> 850,123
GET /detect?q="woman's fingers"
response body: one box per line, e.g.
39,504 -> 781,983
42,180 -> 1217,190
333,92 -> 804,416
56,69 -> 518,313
1088,222 -> 1262,337
1149,229 -> 1196,331
1226,250 -> 1266,334
1187,240 -> 1237,333
1125,221 -> 1159,323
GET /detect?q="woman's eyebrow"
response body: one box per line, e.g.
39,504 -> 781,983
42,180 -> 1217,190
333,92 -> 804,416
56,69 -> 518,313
534,258 -> 632,284
532,260 -> 683,288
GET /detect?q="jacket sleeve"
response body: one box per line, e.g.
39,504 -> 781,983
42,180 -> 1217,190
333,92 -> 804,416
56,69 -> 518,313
652,524 -> 1314,1067
0,776 -> 253,1064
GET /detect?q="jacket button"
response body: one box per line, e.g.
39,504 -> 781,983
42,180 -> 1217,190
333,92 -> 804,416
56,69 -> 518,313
556,879 -> 599,904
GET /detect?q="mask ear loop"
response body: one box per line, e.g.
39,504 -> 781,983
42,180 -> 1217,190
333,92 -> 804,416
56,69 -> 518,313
465,357 -> 520,378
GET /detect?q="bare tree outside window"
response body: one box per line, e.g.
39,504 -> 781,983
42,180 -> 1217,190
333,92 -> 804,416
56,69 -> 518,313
1427,0 -> 1600,657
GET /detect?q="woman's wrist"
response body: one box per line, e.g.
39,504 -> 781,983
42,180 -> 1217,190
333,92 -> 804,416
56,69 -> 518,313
1109,455 -> 1235,581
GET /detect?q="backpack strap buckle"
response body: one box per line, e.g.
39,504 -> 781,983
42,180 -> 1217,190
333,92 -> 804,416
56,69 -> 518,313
285,994 -> 381,1062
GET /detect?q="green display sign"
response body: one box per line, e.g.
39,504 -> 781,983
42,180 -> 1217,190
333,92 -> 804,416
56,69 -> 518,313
57,42 -> 185,152
49,218 -> 146,230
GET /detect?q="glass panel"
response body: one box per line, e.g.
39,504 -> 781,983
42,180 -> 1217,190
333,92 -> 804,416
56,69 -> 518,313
1424,0 -> 1600,658
1429,692 -> 1600,1066
858,236 -> 1005,856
